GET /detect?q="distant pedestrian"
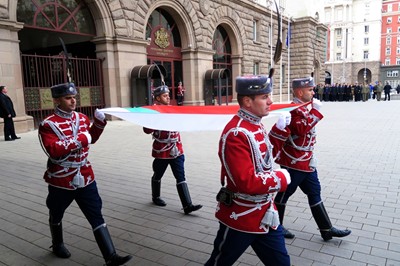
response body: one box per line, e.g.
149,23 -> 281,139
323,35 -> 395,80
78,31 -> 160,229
383,82 -> 392,101
375,81 -> 383,101
0,85 -> 20,141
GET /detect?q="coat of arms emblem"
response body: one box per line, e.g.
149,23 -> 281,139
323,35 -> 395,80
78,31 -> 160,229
155,28 -> 170,49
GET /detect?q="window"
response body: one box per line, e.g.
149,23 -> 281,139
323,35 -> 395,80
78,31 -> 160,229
335,28 -> 342,36
337,40 -> 342,47
336,53 -> 342,60
335,8 -> 343,21
253,62 -> 260,75
253,19 -> 260,42
364,37 -> 369,45
387,37 -> 391,45
387,17 -> 392,24
397,58 -> 400,65
385,58 -> 391,65
398,27 -> 400,32
364,25 -> 369,33
363,51 -> 369,59
397,47 -> 400,54
388,4 -> 393,12
387,70 -> 399,77
386,47 -> 391,55
387,28 -> 392,33
398,16 -> 400,23
397,36 -> 400,44
268,24 -> 272,46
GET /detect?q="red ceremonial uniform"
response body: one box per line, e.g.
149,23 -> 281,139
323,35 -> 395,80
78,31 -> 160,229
275,98 -> 324,172
143,128 -> 183,159
39,108 -> 106,190
215,109 -> 291,233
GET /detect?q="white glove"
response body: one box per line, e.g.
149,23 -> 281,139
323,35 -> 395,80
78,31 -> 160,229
312,99 -> 322,111
276,112 -> 291,130
94,108 -> 106,122
279,168 -> 291,185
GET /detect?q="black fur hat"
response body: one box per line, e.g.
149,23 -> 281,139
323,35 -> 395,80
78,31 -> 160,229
51,82 -> 77,98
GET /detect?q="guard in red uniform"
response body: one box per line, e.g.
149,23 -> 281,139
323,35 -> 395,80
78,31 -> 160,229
39,82 -> 132,265
177,81 -> 185,106
274,77 -> 351,241
205,75 -> 292,266
144,85 -> 202,214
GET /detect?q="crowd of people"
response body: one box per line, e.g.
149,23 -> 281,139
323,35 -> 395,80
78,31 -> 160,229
314,81 -> 398,102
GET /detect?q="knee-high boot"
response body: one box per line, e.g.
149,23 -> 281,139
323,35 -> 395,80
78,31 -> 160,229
49,220 -> 71,258
177,182 -> 202,214
94,224 -> 132,266
151,179 -> 166,206
276,203 -> 295,239
310,202 -> 351,241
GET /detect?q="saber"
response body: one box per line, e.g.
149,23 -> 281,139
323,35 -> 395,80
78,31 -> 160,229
59,37 -> 71,83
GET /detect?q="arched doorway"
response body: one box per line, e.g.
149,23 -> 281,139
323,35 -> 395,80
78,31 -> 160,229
357,68 -> 371,84
146,8 -> 182,105
212,25 -> 233,103
17,0 -> 103,126
325,71 -> 331,85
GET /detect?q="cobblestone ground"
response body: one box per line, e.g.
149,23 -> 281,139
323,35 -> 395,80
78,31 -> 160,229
0,100 -> 399,266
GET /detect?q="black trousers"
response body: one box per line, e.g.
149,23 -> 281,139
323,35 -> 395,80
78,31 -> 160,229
3,116 -> 17,140
46,181 -> 105,229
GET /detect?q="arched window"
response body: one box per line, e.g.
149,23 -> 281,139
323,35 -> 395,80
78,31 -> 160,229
17,0 -> 95,36
146,8 -> 181,47
212,26 -> 232,100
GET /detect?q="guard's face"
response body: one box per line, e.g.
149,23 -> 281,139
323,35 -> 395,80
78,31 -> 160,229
245,93 -> 273,117
298,86 -> 314,102
156,92 -> 170,105
54,95 -> 77,112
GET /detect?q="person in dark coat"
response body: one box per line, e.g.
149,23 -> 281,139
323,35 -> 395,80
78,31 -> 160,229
383,82 -> 392,101
0,85 -> 20,141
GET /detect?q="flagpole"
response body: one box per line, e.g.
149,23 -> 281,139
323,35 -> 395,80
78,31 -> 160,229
287,18 -> 291,102
270,0 -> 273,99
279,3 -> 283,102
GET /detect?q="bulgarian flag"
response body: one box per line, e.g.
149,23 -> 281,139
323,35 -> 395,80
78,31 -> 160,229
100,103 -> 304,132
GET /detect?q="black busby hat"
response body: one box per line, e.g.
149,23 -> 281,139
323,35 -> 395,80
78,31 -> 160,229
292,77 -> 315,90
51,82 -> 77,98
236,75 -> 272,95
153,85 -> 170,97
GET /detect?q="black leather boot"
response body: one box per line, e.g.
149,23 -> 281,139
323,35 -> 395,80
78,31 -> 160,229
177,182 -> 202,214
276,203 -> 295,239
94,224 -> 132,266
311,202 -> 351,241
152,179 -> 166,206
49,221 -> 71,258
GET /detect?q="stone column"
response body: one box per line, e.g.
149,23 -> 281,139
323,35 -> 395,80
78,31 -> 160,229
0,19 -> 34,135
93,36 -> 148,108
181,48 -> 215,106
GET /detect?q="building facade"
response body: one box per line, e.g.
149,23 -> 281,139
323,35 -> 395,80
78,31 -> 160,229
323,0 -> 382,85
0,0 -> 327,135
381,0 -> 400,87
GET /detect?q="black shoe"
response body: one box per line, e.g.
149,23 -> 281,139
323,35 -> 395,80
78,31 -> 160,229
320,227 -> 351,241
152,197 -> 166,206
51,243 -> 71,258
106,253 -> 133,266
183,204 -> 202,215
12,136 -> 21,140
281,226 -> 295,239
5,138 -> 15,141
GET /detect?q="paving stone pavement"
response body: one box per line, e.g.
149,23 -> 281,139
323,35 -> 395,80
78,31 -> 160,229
0,100 -> 400,266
